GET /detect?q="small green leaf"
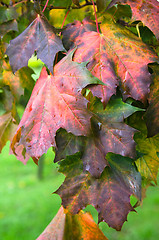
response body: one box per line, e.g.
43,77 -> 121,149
92,96 -> 145,123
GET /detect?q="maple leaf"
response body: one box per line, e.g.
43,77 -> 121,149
0,86 -> 14,112
135,132 -> 159,184
37,206 -> 108,240
55,97 -> 141,177
54,128 -> 86,163
11,50 -> 102,163
0,19 -> 18,38
55,127 -> 108,178
107,153 -> 141,199
62,17 -> 97,50
55,125 -> 110,177
81,131 -> 108,178
96,0 -> 112,12
80,117 -> 137,178
91,96 -> 145,122
0,6 -> 18,24
0,112 -> 18,153
6,14 -> 65,73
0,84 -> 20,152
63,15 -> 159,105
1,62 -> 35,101
146,64 -> 159,137
108,0 -> 159,40
56,153 -> 141,230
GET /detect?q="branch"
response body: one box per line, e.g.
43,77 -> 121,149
44,1 -> 96,10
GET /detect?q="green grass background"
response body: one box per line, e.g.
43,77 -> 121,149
0,57 -> 159,240
0,142 -> 159,240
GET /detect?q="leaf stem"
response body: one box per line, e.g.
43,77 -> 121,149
42,0 -> 49,12
61,10 -> 70,32
91,0 -> 99,34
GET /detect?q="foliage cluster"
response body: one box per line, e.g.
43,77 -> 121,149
0,0 -> 159,239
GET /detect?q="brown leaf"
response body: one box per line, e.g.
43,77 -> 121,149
2,61 -> 34,100
56,154 -> 141,230
82,134 -> 108,178
0,112 -> 18,153
81,120 -> 137,178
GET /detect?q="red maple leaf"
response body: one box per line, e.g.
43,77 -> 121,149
11,50 -> 102,163
63,15 -> 158,105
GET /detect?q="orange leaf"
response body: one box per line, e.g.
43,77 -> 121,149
37,206 -> 108,240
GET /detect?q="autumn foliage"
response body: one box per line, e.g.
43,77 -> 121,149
0,0 -> 159,239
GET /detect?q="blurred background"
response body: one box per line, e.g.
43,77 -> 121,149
0,57 -> 159,240
0,142 -> 159,240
